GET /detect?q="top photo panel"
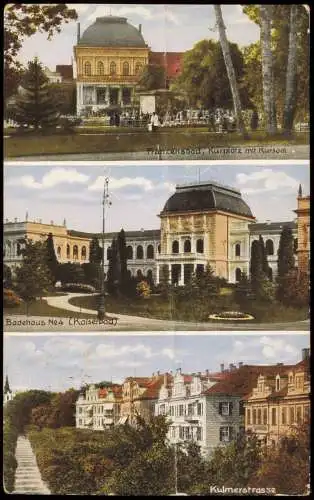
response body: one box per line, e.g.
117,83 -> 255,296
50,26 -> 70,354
4,4 -> 309,161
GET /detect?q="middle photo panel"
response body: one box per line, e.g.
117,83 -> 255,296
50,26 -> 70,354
3,160 -> 309,333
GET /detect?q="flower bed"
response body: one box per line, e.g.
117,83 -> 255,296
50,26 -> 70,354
3,289 -> 23,308
209,311 -> 254,321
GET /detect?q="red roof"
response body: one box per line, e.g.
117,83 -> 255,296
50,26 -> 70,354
99,385 -> 122,399
55,64 -> 73,80
204,364 -> 294,398
149,51 -> 184,79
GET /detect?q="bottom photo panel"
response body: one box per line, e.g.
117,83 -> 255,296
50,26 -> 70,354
3,333 -> 310,497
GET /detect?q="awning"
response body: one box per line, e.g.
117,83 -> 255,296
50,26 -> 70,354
117,415 -> 129,425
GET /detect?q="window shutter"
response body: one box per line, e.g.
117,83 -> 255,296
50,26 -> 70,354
219,427 -> 223,441
229,402 -> 233,415
219,402 -> 222,415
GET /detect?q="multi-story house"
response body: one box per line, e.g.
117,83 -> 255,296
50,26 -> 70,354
244,348 -> 310,445
155,365 -> 251,457
76,383 -> 122,430
119,373 -> 170,426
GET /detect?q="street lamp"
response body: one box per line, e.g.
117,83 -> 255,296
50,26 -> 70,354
98,177 -> 111,320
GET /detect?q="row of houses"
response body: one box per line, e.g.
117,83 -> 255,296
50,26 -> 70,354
75,348 -> 310,457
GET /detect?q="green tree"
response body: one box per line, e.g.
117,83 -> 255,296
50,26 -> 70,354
172,39 -> 249,110
107,238 -> 120,295
138,64 -> 166,90
45,233 -> 59,284
117,229 -> 129,292
9,58 -> 60,129
81,262 -> 100,289
3,264 -> 13,288
249,239 -> 266,293
4,4 -> 77,100
31,389 -> 79,429
4,390 -> 54,434
277,225 -> 295,278
89,236 -> 102,264
259,234 -> 269,276
58,262 -> 85,284
276,269 -> 309,308
15,239 -> 54,308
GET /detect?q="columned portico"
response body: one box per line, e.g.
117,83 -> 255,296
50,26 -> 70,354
76,82 -> 136,114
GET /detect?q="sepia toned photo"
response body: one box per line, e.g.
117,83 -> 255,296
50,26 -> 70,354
4,4 -> 309,161
3,333 -> 310,495
3,161 -> 310,332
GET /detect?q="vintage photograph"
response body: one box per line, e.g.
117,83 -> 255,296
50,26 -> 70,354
3,161 -> 310,332
4,4 -> 309,161
3,333 -> 310,495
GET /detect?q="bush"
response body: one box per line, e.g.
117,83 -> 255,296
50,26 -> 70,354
136,280 -> 152,298
61,283 -> 96,293
3,288 -> 23,308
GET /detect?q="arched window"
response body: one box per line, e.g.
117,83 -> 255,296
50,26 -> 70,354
196,239 -> 204,253
57,246 -> 61,258
109,61 -> 116,75
66,244 -> 70,259
16,242 -> 21,256
97,61 -> 104,75
81,246 -> 87,260
122,61 -> 129,76
265,239 -> 274,256
136,245 -> 144,259
107,247 -> 111,260
84,61 -> 91,76
184,239 -> 191,253
73,245 -> 78,260
268,267 -> 273,281
127,245 -> 133,260
137,269 -> 143,279
158,244 -> 161,254
135,63 -> 143,75
147,269 -> 153,282
235,268 -> 242,282
172,241 -> 179,254
147,245 -> 154,259
235,243 -> 241,257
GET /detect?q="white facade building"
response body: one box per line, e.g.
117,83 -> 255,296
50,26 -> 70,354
155,368 -> 245,457
75,384 -> 122,430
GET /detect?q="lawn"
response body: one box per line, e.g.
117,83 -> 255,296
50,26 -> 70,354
3,298 -> 95,319
69,293 -> 308,324
4,128 -> 309,158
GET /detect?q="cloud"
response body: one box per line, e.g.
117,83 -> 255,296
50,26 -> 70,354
86,5 -> 180,25
236,169 -> 299,194
88,176 -> 175,193
6,168 -> 89,190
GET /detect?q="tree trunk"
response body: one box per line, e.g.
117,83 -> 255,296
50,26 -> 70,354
283,5 -> 298,134
259,5 -> 277,135
214,5 -> 248,138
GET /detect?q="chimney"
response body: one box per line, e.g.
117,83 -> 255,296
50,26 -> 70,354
238,362 -> 243,368
220,363 -> 224,373
205,369 -> 209,377
176,368 -> 181,374
302,348 -> 310,361
139,24 -> 142,33
77,22 -> 80,44
157,370 -> 160,376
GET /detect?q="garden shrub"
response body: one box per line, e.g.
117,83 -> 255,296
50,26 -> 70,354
61,283 -> 96,293
4,288 -> 23,308
3,419 -> 18,492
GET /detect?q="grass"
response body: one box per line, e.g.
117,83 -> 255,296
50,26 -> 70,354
3,298 -> 95,319
69,294 -> 308,324
4,129 -> 309,158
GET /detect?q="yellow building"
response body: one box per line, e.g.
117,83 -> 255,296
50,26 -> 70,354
244,348 -> 310,446
156,181 -> 255,284
74,16 -> 149,114
295,185 -> 310,276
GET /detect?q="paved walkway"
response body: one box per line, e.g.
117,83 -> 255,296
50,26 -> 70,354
13,436 -> 50,494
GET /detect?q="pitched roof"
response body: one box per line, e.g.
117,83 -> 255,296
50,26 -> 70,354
249,221 -> 297,233
204,364 -> 294,398
99,385 -> 122,398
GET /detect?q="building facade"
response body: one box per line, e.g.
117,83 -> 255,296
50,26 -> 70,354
74,16 -> 149,115
294,185 -> 310,276
3,184 -> 304,285
244,349 -> 310,446
75,383 -> 122,430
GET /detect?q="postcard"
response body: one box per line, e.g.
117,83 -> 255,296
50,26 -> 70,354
3,160 -> 310,333
3,333 -> 310,495
4,4 -> 309,161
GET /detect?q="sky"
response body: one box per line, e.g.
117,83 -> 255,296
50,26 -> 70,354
3,333 -> 309,392
3,162 -> 310,233
14,4 -> 260,70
